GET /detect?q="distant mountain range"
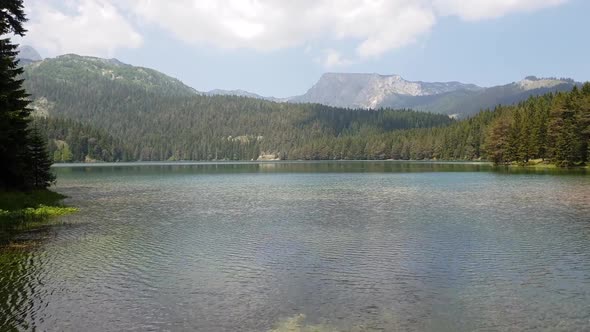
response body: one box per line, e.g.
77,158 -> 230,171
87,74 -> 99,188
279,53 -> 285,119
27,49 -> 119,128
289,73 -> 578,117
16,45 -> 43,65
22,52 -> 454,162
205,72 -> 580,118
18,46 -> 582,118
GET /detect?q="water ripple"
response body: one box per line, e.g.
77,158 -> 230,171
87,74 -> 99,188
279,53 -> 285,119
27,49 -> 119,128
1,164 -> 589,331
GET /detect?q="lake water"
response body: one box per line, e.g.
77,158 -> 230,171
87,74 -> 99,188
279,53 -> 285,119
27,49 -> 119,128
1,161 -> 590,331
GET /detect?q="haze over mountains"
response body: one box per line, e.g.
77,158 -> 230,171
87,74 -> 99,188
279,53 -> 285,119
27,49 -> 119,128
290,73 -> 578,117
15,46 -> 588,164
16,45 -> 42,65
18,46 -> 579,119
198,71 -> 579,118
22,52 -> 453,162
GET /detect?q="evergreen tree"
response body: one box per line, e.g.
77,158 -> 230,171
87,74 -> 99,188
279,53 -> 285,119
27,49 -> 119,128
548,93 -> 578,166
484,117 -> 511,165
25,127 -> 55,189
505,108 -> 522,162
0,0 -> 30,189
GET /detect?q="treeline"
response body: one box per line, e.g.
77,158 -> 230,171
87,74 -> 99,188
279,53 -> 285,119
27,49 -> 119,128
23,54 -> 589,165
291,84 -> 590,166
34,106 -> 452,162
484,86 -> 590,166
33,117 -> 131,162
0,2 -> 54,190
23,55 -> 453,162
31,80 -> 590,165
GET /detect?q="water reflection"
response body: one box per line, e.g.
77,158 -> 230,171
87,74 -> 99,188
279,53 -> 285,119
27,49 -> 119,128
1,162 -> 589,331
52,160 -> 588,177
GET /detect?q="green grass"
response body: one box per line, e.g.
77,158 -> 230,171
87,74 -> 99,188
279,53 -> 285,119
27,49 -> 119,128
0,190 -> 78,243
0,190 -> 66,210
505,159 -> 589,169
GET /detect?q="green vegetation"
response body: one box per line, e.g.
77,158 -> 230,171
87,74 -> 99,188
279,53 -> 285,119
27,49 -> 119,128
22,52 -> 589,166
0,190 -> 77,243
35,116 -> 127,162
0,1 -> 68,244
1,1 -> 55,190
23,54 -> 453,161
287,84 -> 590,165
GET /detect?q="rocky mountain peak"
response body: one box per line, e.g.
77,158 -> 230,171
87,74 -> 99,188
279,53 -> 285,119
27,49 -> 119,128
16,45 -> 42,64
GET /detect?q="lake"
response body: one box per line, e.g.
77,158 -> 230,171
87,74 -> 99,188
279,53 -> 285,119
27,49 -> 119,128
1,161 -> 589,331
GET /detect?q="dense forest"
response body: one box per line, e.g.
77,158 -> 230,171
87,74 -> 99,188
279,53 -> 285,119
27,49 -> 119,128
33,117 -> 129,162
32,105 -> 453,162
291,84 -> 590,166
0,1 -> 53,190
23,55 -> 453,161
22,54 -> 589,166
32,84 -> 589,166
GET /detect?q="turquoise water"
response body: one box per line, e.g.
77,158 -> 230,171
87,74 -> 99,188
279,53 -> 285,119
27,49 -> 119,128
1,161 -> 589,331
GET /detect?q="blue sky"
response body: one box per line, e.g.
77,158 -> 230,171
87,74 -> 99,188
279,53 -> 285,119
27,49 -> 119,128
19,0 -> 589,97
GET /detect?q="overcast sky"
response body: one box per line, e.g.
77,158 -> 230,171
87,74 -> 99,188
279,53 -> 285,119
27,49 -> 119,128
16,0 -> 589,97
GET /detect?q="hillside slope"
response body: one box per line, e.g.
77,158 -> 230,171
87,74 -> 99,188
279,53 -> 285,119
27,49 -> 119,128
291,74 -> 578,117
23,56 -> 452,162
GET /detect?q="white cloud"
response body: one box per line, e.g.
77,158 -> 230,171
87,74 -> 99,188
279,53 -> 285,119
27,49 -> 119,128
123,0 -> 437,60
433,0 -> 568,21
317,49 -> 354,68
22,0 -> 142,57
20,0 -> 568,65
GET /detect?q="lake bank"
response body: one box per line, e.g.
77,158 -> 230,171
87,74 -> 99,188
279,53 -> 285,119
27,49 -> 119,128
0,190 -> 77,245
51,158 -> 589,171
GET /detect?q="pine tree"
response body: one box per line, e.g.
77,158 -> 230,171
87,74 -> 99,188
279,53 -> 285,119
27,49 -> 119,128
25,127 -> 55,189
548,93 -> 578,166
0,0 -> 30,189
484,117 -> 511,165
505,109 -> 521,163
577,83 -> 590,163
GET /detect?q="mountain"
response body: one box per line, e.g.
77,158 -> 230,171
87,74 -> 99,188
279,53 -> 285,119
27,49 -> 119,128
23,55 -> 452,162
16,45 -> 42,65
290,73 -> 579,118
24,54 -> 198,97
290,73 -> 481,109
24,53 -> 588,165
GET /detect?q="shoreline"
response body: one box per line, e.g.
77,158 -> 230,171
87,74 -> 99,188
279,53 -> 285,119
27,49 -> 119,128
0,190 -> 78,246
49,159 -> 588,170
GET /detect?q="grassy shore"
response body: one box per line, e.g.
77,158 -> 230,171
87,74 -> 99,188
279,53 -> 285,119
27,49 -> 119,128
509,159 -> 589,169
0,190 -> 78,244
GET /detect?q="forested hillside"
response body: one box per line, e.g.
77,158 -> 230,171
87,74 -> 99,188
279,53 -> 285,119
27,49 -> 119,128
24,55 -> 453,162
292,84 -> 590,166
22,55 -> 589,166
33,117 -> 130,162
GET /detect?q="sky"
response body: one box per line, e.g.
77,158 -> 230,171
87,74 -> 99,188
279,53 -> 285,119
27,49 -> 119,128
16,0 -> 590,97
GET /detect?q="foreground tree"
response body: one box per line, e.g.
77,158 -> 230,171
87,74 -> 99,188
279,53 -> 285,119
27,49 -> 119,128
25,127 -> 56,188
0,0 -> 32,189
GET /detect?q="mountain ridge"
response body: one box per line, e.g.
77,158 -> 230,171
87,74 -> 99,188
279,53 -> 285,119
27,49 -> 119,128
289,72 -> 579,117
16,45 -> 43,65
22,53 -> 581,118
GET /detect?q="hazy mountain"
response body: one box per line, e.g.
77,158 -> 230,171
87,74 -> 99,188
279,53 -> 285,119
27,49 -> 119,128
24,54 -> 198,97
16,45 -> 42,65
26,54 -> 578,119
22,54 -> 451,162
290,73 -> 481,108
290,73 -> 579,117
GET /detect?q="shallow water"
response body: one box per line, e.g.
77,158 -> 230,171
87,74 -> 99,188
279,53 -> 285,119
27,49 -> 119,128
1,161 -> 590,331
